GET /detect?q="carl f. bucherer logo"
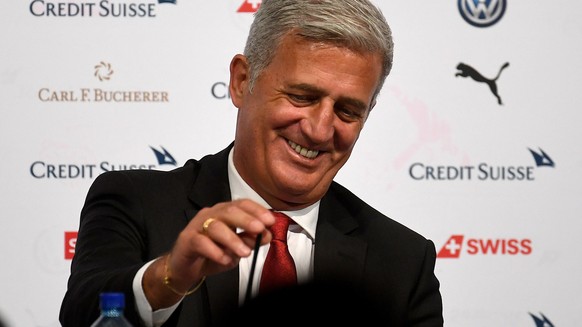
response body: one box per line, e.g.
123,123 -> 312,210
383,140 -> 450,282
37,62 -> 169,103
94,61 -> 114,81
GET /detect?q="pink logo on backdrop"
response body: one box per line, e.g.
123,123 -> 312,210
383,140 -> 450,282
388,86 -> 470,173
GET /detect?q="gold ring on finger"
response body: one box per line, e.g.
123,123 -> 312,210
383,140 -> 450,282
202,218 -> 217,234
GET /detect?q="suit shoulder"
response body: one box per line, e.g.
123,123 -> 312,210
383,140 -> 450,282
326,181 -> 429,243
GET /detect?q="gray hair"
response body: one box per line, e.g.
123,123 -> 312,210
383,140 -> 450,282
243,0 -> 394,101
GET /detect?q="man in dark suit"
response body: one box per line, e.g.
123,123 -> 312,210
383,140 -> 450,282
60,0 -> 443,326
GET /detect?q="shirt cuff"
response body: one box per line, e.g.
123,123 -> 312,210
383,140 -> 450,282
133,259 -> 183,327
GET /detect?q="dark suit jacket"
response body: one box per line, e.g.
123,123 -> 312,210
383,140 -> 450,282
60,145 -> 443,327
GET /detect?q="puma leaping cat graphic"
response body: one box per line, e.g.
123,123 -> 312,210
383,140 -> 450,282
455,62 -> 510,105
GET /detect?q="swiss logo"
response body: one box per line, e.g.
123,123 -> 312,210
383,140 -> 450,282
237,0 -> 262,13
438,234 -> 532,258
437,235 -> 464,258
64,231 -> 78,260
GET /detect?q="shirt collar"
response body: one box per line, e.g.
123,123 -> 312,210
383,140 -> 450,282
227,148 -> 318,239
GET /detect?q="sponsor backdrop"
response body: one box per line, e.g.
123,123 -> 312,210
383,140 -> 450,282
1,1 -> 580,326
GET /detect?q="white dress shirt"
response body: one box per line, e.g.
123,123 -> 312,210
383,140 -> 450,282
132,148 -> 318,326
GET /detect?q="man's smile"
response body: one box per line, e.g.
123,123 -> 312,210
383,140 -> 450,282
288,140 -> 319,159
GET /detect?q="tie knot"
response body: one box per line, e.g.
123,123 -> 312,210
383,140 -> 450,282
270,212 -> 291,242
260,211 -> 297,295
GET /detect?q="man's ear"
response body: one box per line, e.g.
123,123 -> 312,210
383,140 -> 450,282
229,54 -> 249,109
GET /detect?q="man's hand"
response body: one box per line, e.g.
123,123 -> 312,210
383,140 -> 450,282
143,199 -> 275,310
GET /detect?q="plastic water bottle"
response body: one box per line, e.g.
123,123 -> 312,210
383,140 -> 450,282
91,292 -> 133,327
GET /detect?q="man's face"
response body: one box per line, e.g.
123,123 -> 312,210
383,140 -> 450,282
230,34 -> 383,210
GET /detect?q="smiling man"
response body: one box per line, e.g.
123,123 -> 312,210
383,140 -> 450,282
60,1 -> 443,326
230,34 -> 382,210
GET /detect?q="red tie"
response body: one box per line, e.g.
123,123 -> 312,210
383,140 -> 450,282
259,212 -> 297,295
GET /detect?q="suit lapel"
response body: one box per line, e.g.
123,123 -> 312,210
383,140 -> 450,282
182,145 -> 240,324
186,145 -> 233,211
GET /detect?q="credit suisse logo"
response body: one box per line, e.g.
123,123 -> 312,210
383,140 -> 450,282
530,312 -> 555,327
30,145 -> 177,179
437,234 -> 532,258
409,147 -> 554,182
29,0 -> 177,18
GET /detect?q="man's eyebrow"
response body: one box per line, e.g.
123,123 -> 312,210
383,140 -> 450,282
287,83 -> 324,94
287,83 -> 369,111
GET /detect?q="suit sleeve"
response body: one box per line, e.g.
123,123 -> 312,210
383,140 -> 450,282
59,171 -> 148,327
408,239 -> 444,327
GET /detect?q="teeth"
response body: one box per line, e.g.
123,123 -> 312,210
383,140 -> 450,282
288,140 -> 319,159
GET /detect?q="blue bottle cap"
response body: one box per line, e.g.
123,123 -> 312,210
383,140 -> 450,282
100,292 -> 125,310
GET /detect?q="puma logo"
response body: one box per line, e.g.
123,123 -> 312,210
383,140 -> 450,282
455,62 -> 510,105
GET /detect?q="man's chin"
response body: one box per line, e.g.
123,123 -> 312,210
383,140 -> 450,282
270,181 -> 327,207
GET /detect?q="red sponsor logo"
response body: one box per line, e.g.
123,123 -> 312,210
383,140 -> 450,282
237,0 -> 262,13
64,231 -> 78,260
437,235 -> 464,258
438,234 -> 532,258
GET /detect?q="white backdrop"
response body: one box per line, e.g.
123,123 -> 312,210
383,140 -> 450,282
1,1 -> 581,326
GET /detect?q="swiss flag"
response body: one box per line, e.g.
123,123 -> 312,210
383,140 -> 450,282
437,235 -> 464,258
237,0 -> 262,13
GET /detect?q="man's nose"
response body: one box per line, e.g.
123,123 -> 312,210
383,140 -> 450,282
301,100 -> 335,143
